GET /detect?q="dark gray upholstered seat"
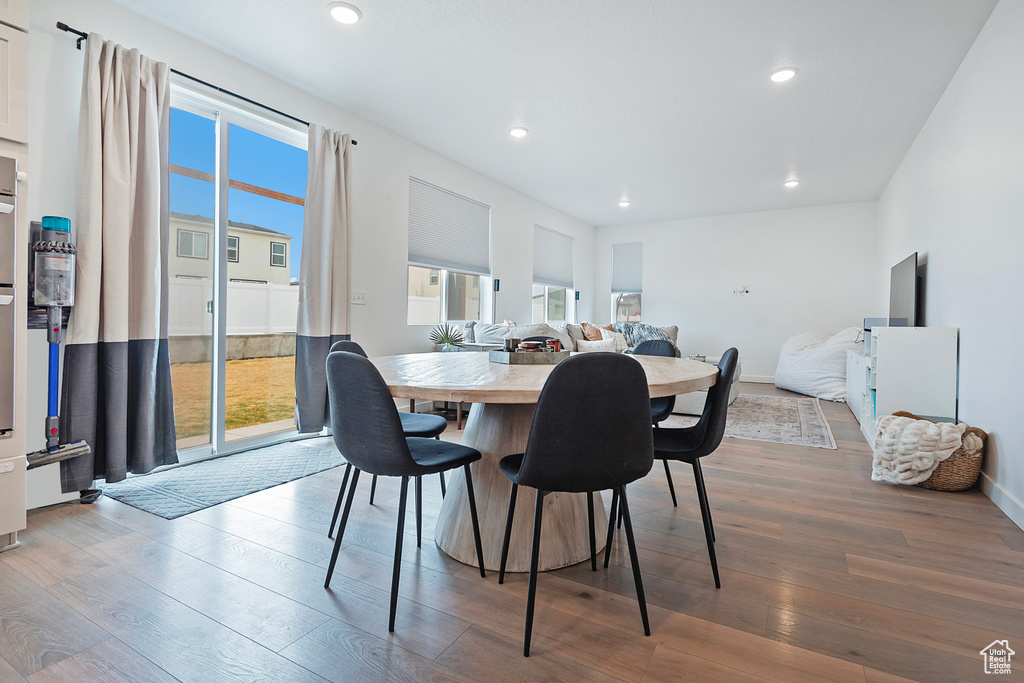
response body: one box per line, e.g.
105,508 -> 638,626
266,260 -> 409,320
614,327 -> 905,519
497,352 -> 654,656
641,347 -> 739,589
323,350 -> 486,632
326,340 -> 449,539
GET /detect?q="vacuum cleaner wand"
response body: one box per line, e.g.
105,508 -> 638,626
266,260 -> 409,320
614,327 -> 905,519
26,216 -> 91,469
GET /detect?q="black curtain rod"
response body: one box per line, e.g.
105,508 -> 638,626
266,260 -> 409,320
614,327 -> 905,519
56,21 -> 357,145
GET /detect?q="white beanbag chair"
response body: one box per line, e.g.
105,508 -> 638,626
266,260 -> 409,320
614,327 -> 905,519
775,328 -> 861,401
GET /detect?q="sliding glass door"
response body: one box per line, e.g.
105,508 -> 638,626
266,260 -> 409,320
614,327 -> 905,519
168,86 -> 309,459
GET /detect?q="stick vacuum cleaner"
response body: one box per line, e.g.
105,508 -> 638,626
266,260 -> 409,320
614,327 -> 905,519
26,216 -> 91,469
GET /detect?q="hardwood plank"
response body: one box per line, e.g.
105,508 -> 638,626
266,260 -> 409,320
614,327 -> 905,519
47,566 -> 325,683
26,638 -> 176,683
435,624 -> 627,683
26,505 -> 133,550
0,655 -> 28,683
766,607 -> 981,682
0,563 -> 109,678
0,526 -> 108,587
89,497 -> 233,553
846,553 -> 1024,607
641,643 -> 768,682
188,536 -> 470,660
279,618 -> 472,683
85,533 -> 330,652
187,503 -> 336,565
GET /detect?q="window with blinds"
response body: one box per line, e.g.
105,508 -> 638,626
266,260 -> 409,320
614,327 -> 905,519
408,177 -> 492,276
612,242 -> 643,322
532,225 -> 574,289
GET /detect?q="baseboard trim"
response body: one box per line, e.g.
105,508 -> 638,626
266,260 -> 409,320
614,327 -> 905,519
979,472 -> 1024,532
741,375 -> 775,384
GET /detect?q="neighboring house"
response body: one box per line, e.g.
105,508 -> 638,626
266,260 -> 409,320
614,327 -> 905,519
169,213 -> 294,285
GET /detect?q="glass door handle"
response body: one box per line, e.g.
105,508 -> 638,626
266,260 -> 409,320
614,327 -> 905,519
207,301 -> 213,314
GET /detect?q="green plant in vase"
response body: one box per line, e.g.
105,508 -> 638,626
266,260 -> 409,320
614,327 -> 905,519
429,323 -> 464,352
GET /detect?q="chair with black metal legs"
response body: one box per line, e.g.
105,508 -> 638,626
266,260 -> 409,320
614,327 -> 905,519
647,347 -> 739,589
324,350 -> 486,632
633,339 -> 679,507
325,340 -> 449,542
496,353 -> 654,656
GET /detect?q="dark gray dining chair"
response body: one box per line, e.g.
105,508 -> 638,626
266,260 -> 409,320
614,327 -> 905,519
497,352 -> 654,656
622,347 -> 738,589
326,340 -> 449,542
324,350 -> 486,632
632,339 -> 680,505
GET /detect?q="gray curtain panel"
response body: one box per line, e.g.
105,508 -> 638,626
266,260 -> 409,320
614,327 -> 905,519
295,124 -> 351,432
60,34 -> 177,493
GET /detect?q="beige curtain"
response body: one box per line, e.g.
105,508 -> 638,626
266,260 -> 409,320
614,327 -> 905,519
60,34 -> 176,492
295,124 -> 351,432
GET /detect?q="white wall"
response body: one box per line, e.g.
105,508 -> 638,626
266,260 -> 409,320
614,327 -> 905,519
25,0 -> 596,503
875,0 -> 1024,527
594,202 -> 878,381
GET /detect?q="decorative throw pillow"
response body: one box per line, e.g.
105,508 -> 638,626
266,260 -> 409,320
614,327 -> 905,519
580,322 -> 604,341
576,338 -> 616,353
598,327 -> 629,353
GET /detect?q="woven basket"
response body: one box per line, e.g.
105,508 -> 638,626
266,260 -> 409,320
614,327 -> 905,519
890,411 -> 986,491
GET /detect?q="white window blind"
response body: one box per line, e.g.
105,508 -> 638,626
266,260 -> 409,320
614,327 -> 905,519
408,177 -> 492,276
611,242 -> 643,292
532,225 -> 574,289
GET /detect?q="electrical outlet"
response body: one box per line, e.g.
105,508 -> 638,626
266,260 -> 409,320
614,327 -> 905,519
350,291 -> 368,305
733,287 -> 750,296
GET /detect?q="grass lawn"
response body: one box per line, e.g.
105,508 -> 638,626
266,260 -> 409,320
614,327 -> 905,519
171,356 -> 296,439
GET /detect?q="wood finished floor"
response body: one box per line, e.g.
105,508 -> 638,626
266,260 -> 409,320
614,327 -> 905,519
2,383 -> 1023,682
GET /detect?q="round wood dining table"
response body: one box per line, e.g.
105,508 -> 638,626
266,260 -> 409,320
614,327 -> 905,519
372,351 -> 718,572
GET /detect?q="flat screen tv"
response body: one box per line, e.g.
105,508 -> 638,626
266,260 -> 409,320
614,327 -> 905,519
889,253 -> 918,327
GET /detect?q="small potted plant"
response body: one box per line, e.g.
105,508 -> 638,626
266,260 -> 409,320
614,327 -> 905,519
430,323 -> 464,352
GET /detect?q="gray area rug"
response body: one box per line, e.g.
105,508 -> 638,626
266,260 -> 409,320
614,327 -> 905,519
663,395 -> 837,449
99,442 -> 345,519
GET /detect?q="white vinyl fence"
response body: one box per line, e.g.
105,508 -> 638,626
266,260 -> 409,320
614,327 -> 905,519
169,279 -> 299,336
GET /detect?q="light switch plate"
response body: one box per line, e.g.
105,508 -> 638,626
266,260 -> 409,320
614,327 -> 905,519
350,291 -> 367,305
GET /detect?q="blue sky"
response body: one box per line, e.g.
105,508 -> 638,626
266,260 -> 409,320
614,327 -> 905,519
169,108 -> 308,280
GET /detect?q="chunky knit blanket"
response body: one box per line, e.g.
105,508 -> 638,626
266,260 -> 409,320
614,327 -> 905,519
871,415 -> 966,485
614,322 -> 681,357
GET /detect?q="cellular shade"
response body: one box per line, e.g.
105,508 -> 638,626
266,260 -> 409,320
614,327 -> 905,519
532,224 -> 574,289
408,177 -> 491,276
611,242 -> 643,292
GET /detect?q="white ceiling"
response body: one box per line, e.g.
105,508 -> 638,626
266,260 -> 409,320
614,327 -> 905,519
112,0 -> 997,227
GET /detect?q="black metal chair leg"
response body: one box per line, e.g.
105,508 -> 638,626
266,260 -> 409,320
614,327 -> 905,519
692,461 -> 720,588
369,474 -> 378,504
463,463 -> 486,578
694,459 -> 714,542
435,436 -> 446,498
499,483 -> 518,584
325,469 -> 360,588
617,490 -> 624,529
587,491 -> 597,571
328,463 -> 352,538
604,487 -> 619,568
524,490 -> 545,657
663,459 -> 678,507
617,485 -> 651,636
389,476 -> 410,632
415,476 -> 423,548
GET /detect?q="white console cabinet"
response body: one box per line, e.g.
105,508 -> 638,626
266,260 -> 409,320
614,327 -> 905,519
847,327 -> 958,442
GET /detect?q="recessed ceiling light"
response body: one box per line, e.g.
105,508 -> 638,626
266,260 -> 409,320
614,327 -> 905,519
509,126 -> 529,138
618,200 -> 631,208
784,179 -> 800,188
328,2 -> 362,24
770,67 -> 798,83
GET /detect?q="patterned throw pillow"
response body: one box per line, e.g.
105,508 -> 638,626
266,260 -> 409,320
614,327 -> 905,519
598,327 -> 629,353
580,322 -> 604,341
